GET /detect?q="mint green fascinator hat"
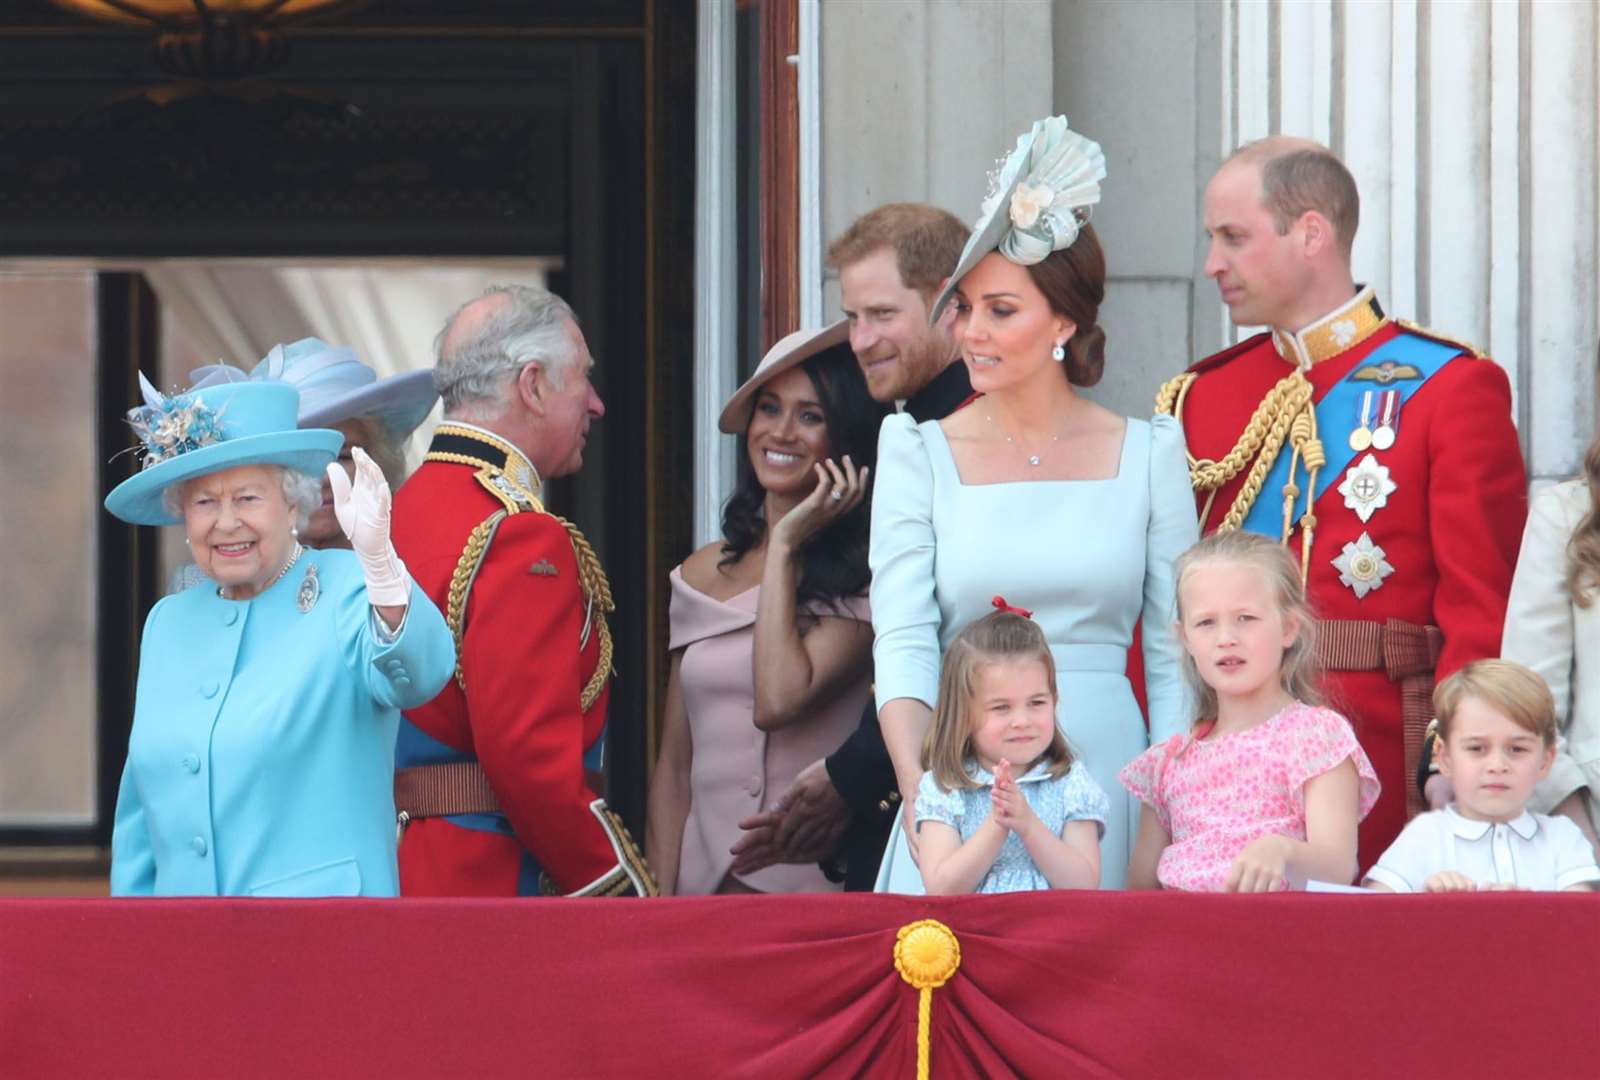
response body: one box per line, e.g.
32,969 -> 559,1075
104,375 -> 342,526
191,336 -> 438,441
932,115 -> 1108,321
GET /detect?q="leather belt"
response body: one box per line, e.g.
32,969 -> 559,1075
394,762 -> 605,835
1316,617 -> 1442,817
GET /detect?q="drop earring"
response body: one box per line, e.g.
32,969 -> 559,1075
1051,342 -> 1066,362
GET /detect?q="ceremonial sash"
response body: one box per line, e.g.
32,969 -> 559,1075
1239,332 -> 1463,537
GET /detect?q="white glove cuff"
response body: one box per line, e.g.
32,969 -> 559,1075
359,541 -> 412,609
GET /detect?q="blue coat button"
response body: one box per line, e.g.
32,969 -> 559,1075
395,676 -> 411,688
201,681 -> 219,698
191,836 -> 208,856
181,754 -> 201,774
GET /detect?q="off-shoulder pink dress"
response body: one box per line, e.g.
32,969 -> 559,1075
1119,702 -> 1381,891
670,567 -> 872,894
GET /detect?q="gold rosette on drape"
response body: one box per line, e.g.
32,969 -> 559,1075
894,919 -> 962,1080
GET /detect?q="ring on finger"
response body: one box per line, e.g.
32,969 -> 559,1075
830,488 -> 844,501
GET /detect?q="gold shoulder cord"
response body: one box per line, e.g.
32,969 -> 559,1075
559,516 -> 616,714
446,510 -> 509,691
1155,368 -> 1324,582
1395,319 -> 1487,358
445,504 -> 616,712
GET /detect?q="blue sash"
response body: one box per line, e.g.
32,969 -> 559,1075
1238,331 -> 1462,537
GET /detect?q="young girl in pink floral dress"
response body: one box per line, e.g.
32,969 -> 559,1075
1121,532 -> 1380,892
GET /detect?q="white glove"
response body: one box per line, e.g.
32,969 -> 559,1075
326,446 -> 412,608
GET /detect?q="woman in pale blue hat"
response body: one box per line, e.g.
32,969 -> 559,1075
869,116 -> 1200,892
191,337 -> 438,549
105,375 -> 455,896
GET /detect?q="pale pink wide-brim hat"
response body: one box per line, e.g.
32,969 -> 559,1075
717,319 -> 851,434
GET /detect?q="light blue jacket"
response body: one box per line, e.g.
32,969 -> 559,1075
111,548 -> 455,897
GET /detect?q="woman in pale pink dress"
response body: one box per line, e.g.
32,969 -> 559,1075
1121,531 -> 1380,892
645,324 -> 889,894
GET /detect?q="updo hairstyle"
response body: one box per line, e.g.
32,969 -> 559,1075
1024,222 -> 1107,387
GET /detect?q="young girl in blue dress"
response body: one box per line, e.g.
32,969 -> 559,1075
915,599 -> 1110,894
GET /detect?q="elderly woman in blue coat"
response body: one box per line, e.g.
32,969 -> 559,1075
105,376 -> 455,897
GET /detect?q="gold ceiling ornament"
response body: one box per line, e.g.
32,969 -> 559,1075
49,1 -> 367,80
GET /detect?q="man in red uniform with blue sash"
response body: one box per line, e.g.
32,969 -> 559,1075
390,285 -> 654,897
1157,137 -> 1527,866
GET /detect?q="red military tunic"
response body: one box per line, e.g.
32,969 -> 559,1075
390,422 -> 652,896
1160,288 -> 1527,866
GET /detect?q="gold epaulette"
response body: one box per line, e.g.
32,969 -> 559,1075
1395,319 -> 1487,359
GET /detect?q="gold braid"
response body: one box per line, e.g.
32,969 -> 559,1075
443,510 -> 616,710
555,515 -> 616,713
446,512 -> 508,691
1155,367 -> 1323,581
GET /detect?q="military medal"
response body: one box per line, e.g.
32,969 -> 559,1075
1337,453 -> 1396,523
1371,389 -> 1400,450
1349,390 -> 1375,451
297,561 -> 321,613
1332,532 -> 1394,599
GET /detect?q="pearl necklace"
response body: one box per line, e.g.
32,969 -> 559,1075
987,412 -> 1063,467
218,542 -> 305,600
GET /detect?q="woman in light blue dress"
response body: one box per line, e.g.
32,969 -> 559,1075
872,116 -> 1199,891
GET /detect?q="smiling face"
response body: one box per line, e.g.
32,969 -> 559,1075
180,464 -> 298,600
968,657 -> 1058,773
1203,160 -> 1311,330
838,247 -> 954,402
1438,697 -> 1555,824
745,365 -> 832,498
951,252 -> 1074,396
1177,559 -> 1298,708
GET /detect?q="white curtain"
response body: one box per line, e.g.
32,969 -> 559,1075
141,259 -> 558,456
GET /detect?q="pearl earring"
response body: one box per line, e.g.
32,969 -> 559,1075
1051,343 -> 1066,362
291,527 -> 299,538
184,537 -> 191,546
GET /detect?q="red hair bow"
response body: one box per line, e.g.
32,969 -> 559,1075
991,595 -> 1033,619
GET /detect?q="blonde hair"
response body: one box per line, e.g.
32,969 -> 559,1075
1174,531 -> 1324,723
1434,659 -> 1558,746
922,610 -> 1073,791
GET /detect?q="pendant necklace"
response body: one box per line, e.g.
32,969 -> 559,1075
218,542 -> 305,600
988,412 -> 1062,467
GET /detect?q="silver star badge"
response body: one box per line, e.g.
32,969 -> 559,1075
1337,453 -> 1397,523
1332,532 -> 1394,599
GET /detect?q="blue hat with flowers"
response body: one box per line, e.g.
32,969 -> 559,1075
104,375 -> 343,526
931,115 -> 1108,322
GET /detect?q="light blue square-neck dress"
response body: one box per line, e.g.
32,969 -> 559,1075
870,411 -> 1198,891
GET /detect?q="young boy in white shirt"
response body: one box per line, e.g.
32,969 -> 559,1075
1365,659 -> 1600,893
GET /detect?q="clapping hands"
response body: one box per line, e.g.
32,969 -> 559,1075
990,759 -> 1041,840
